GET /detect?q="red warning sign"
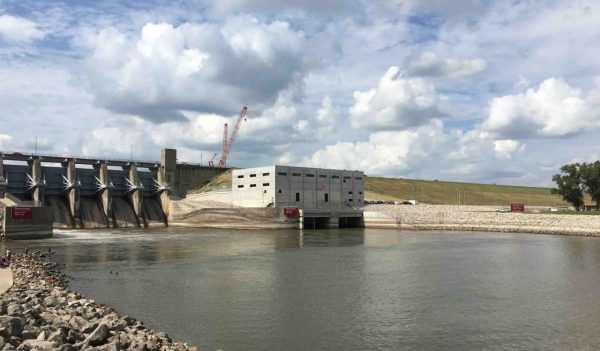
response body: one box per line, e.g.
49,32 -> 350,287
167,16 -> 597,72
510,203 -> 525,212
11,207 -> 33,219
283,207 -> 299,217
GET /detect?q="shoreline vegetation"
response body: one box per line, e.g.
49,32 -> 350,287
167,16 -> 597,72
0,252 -> 198,351
366,204 -> 600,237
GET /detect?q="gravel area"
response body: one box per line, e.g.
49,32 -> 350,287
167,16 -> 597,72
365,204 -> 600,236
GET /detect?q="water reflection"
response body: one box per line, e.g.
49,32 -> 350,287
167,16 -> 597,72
2,229 -> 600,350
2,228 -> 367,267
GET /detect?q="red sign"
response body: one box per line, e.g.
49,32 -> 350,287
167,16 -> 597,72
283,207 -> 299,217
12,207 -> 33,219
510,203 -> 525,212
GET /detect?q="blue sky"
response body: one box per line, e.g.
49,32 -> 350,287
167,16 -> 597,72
1,0 -> 599,186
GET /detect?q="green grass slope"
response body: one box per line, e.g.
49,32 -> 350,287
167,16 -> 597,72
188,170 -> 569,207
365,176 -> 567,206
188,169 -> 232,194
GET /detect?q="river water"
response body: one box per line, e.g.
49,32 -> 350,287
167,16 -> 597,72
4,228 -> 600,350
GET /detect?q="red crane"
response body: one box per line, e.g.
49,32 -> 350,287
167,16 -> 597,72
217,106 -> 247,168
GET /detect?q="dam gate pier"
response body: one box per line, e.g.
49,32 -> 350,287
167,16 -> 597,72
0,149 -> 225,230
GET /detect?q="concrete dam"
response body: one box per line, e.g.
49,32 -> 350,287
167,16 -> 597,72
0,149 -> 223,230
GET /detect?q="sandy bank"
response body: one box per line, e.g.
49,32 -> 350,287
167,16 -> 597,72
365,204 -> 600,236
0,268 -> 12,294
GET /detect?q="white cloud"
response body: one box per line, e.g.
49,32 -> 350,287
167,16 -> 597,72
481,77 -> 600,138
446,129 -> 490,161
79,17 -> 318,122
304,120 -> 447,174
209,0 -> 350,17
0,134 -> 12,149
0,62 -> 111,155
0,15 -> 45,43
314,96 -> 338,136
404,52 -> 486,79
304,119 -> 536,182
494,139 -> 524,158
277,151 -> 293,164
364,0 -> 482,21
349,66 -> 441,130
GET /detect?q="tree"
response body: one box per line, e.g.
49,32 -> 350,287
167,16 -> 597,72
552,163 -> 584,210
580,161 -> 600,209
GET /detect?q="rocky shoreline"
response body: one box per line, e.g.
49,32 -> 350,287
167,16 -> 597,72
0,253 -> 197,351
365,204 -> 600,236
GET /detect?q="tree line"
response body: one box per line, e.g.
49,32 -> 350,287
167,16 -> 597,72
552,161 -> 600,210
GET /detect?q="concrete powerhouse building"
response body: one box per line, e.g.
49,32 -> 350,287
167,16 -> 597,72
232,166 -> 365,228
232,166 -> 364,208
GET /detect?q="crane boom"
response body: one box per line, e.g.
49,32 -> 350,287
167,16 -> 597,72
222,123 -> 228,158
217,106 -> 247,168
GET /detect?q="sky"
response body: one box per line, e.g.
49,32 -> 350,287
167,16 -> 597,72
0,0 -> 599,186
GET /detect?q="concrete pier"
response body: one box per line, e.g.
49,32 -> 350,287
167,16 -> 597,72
125,163 -> 143,226
159,149 -> 176,216
29,157 -> 45,207
94,161 -> 113,227
63,159 -> 80,228
0,154 -> 5,198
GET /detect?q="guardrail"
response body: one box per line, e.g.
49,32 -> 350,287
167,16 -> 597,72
0,150 -> 160,168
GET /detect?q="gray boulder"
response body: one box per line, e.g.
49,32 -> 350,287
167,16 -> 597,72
20,326 -> 39,340
15,339 -> 56,351
0,317 -> 23,338
6,305 -> 22,317
83,324 -> 109,347
69,316 -> 87,332
42,297 -> 57,308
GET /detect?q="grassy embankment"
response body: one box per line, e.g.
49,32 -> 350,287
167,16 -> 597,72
365,176 -> 570,206
189,169 -> 232,194
190,169 -> 570,207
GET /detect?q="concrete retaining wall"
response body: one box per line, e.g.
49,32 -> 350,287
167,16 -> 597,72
363,210 -> 416,230
2,206 -> 53,239
172,164 -> 225,197
169,207 -> 298,229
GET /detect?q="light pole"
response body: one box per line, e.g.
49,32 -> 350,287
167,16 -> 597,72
420,186 -> 424,204
130,144 -> 133,161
